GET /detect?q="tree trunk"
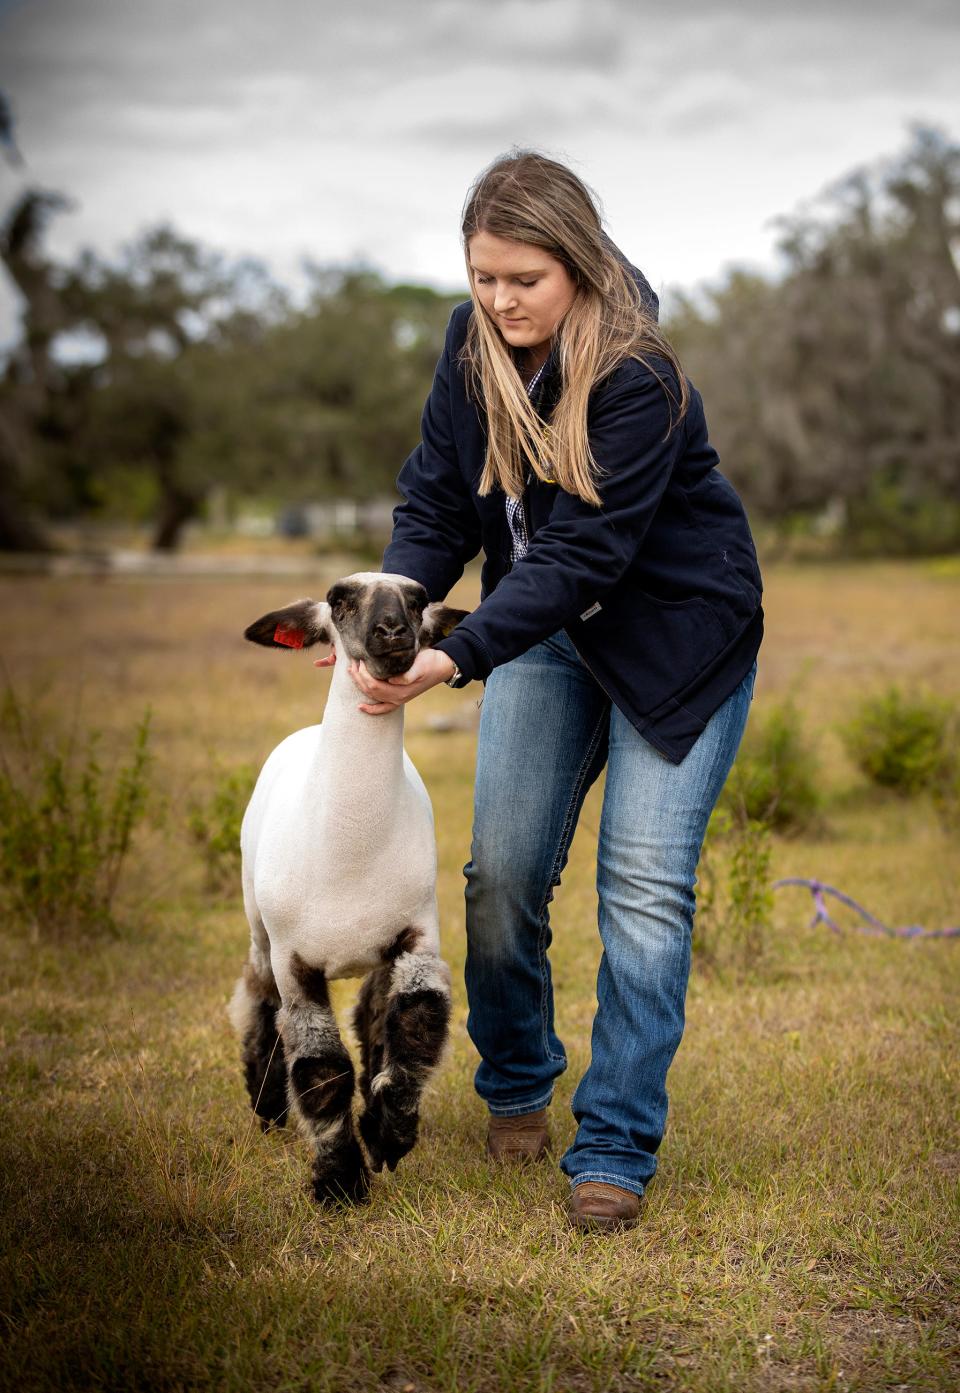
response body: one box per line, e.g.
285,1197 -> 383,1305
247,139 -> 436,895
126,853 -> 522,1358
152,484 -> 202,551
0,482 -> 50,551
0,431 -> 51,552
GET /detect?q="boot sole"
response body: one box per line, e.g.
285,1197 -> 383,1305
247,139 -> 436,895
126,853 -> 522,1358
485,1139 -> 550,1163
567,1206 -> 640,1231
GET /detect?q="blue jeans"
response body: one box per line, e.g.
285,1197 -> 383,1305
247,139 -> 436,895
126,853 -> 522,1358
464,631 -> 756,1197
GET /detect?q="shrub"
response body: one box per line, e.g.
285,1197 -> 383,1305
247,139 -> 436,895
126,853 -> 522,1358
721,696 -> 820,832
842,483 -> 960,558
726,818 -> 774,968
691,808 -> 725,971
840,685 -> 954,794
0,686 -> 152,938
693,809 -> 774,975
932,750 -> 960,833
188,762 -> 255,894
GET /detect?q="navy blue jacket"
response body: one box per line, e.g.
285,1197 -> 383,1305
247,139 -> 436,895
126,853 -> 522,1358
382,288 -> 763,764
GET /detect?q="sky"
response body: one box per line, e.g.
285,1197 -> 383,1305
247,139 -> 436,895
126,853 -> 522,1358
1,0 -> 959,336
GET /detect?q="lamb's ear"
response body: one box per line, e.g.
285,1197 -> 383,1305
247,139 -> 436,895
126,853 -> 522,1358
420,603 -> 470,648
244,599 -> 333,650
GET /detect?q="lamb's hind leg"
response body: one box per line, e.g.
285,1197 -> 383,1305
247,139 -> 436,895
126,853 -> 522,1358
281,951 -> 369,1204
229,931 -> 288,1130
356,932 -> 451,1174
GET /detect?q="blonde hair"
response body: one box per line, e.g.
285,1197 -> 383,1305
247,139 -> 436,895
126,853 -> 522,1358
459,149 -> 689,507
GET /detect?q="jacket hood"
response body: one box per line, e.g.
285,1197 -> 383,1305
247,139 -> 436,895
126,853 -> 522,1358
599,230 -> 660,320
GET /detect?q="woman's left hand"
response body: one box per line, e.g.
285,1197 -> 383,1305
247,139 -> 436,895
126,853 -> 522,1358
341,648 -> 456,715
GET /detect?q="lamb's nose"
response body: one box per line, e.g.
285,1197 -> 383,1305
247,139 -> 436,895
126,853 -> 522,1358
372,614 -> 407,640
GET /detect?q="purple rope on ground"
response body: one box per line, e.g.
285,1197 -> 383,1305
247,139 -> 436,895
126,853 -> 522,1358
773,878 -> 960,940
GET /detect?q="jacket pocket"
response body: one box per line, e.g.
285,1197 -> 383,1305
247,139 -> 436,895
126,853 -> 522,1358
639,578 -> 755,643
636,587 -> 717,611
634,593 -> 728,672
575,589 -> 729,701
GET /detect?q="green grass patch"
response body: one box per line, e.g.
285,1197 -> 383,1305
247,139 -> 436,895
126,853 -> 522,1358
0,683 -> 153,939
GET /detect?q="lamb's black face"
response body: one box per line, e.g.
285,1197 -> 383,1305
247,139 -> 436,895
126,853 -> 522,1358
326,575 -> 429,679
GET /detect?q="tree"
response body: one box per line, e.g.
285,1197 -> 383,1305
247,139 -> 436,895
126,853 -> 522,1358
0,189 -> 82,549
774,125 -> 960,548
668,124 -> 960,553
58,226 -> 288,548
257,268 -> 460,503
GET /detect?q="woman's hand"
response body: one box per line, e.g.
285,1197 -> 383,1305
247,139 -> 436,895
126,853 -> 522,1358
314,648 -> 456,715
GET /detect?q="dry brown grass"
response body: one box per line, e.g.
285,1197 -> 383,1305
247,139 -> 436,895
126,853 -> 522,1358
0,558 -> 958,1392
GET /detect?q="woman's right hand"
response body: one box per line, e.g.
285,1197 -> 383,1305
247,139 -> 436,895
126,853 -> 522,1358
351,649 -> 456,715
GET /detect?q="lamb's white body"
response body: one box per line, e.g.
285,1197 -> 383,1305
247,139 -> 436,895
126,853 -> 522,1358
230,574 -> 461,1204
241,658 -> 440,988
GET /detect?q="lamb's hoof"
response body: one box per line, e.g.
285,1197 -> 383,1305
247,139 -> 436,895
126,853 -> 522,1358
359,1105 -> 417,1174
381,1135 -> 414,1174
311,1142 -> 370,1206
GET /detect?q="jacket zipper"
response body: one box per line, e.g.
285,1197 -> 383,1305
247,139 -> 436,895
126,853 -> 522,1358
565,629 -> 615,706
566,629 -> 661,751
520,468 -> 608,697
521,379 -> 609,699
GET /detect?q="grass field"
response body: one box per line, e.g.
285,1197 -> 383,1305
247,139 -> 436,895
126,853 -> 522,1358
1,559 -> 958,1392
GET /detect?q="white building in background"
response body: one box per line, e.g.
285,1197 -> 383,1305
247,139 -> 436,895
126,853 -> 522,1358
235,498 -> 397,543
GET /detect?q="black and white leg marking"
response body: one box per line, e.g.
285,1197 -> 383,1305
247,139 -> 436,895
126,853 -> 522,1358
229,944 -> 288,1130
283,951 -> 369,1204
355,931 -> 451,1174
353,962 -> 391,1111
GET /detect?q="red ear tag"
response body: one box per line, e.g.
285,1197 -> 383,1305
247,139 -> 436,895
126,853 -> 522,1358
274,625 -> 305,648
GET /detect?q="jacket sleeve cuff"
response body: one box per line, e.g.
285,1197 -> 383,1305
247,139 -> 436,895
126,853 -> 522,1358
433,630 -> 493,685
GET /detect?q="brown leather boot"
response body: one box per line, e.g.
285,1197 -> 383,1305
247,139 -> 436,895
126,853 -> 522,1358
486,1108 -> 550,1162
568,1181 -> 641,1230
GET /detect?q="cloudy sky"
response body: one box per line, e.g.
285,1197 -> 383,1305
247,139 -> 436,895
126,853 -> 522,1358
1,0 -> 958,333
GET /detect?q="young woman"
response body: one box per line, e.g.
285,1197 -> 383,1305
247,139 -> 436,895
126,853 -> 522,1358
339,150 -> 763,1231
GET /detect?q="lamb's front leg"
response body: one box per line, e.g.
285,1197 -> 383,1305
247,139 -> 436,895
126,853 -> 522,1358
280,951 -> 369,1204
355,938 -> 451,1174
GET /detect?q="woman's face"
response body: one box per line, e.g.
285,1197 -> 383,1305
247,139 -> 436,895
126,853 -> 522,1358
468,230 -> 577,364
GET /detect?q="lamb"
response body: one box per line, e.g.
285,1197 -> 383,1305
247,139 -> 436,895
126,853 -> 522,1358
228,572 -> 467,1204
